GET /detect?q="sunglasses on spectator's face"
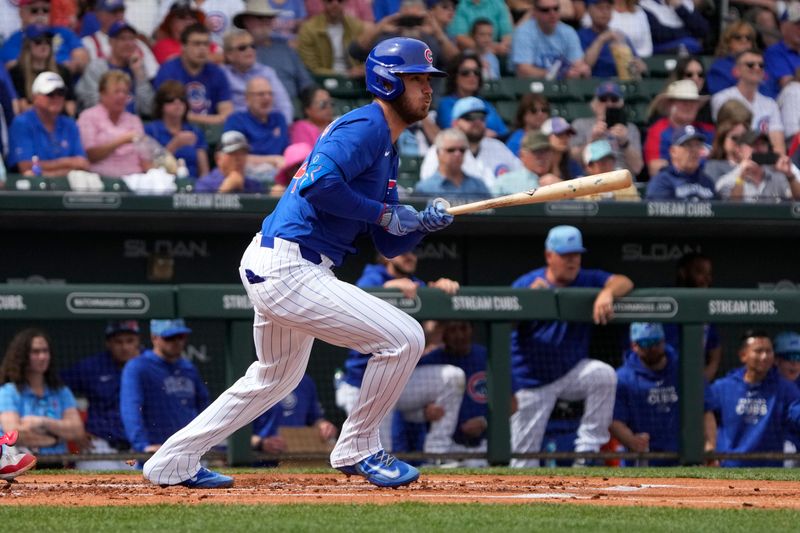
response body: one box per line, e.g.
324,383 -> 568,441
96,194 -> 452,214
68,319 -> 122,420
743,61 -> 764,70
30,37 -> 51,46
461,112 -> 486,122
27,6 -> 50,14
45,89 -> 66,98
731,33 -> 754,42
458,68 -> 480,77
314,100 -> 333,109
536,5 -> 559,13
598,95 -> 620,103
235,43 -> 256,51
684,70 -> 704,79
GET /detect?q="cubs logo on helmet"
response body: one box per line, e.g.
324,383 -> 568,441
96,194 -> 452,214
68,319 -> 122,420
365,37 -> 447,101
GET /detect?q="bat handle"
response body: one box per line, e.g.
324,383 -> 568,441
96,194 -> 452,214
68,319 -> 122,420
432,197 -> 450,213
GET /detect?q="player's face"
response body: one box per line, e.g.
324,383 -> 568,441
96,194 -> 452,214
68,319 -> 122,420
153,334 -> 188,361
739,336 -> 774,380
633,340 -> 666,368
442,321 -> 472,356
777,358 -> 800,382
545,250 -> 581,285
392,74 -> 433,125
389,251 -> 417,277
106,333 -> 141,365
27,336 -> 51,376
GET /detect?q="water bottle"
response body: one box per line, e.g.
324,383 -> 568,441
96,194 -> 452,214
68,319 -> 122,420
176,158 -> 189,180
545,439 -> 558,468
31,155 -> 42,177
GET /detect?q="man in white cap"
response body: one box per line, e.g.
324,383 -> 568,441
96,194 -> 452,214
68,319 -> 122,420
8,71 -> 90,177
510,225 -> 634,467
420,96 -> 521,188
195,130 -> 263,193
644,79 -> 713,177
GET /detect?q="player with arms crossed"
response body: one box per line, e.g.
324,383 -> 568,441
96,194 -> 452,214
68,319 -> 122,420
143,37 -> 451,489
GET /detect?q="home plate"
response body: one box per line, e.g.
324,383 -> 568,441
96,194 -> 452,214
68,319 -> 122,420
605,484 -> 681,492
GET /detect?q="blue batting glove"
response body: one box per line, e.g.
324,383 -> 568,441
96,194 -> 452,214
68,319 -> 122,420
418,201 -> 454,233
379,204 -> 422,236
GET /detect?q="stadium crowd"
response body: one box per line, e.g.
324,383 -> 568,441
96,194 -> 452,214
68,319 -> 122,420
0,0 -> 799,200
3,0 -> 800,478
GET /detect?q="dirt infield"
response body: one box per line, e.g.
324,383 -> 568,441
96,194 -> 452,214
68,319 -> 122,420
3,472 -> 800,508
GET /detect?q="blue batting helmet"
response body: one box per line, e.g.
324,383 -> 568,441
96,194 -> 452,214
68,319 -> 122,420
365,38 -> 447,101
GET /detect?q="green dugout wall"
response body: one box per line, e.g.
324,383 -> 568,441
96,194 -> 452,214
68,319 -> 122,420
1,284 -> 797,466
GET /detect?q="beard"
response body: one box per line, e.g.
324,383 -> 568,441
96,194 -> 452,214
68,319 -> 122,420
465,129 -> 483,144
390,90 -> 430,125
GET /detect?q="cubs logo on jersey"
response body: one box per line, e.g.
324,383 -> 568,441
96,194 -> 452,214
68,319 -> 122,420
185,81 -> 209,114
204,11 -> 227,34
467,371 -> 487,404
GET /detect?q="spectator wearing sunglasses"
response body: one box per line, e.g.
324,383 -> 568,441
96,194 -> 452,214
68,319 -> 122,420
708,21 -> 772,97
222,29 -> 293,124
9,25 -> 77,117
711,50 -> 785,156
435,52 -> 508,138
8,71 -> 89,177
570,81 -> 643,176
505,93 -> 551,156
0,0 -> 88,75
510,0 -> 590,79
290,86 -> 335,146
297,0 -> 366,77
415,128 -> 492,199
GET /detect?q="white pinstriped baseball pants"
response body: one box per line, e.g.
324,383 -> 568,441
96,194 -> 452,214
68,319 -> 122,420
143,234 -> 425,485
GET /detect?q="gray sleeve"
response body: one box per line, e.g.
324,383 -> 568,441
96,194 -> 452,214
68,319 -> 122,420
74,61 -> 107,112
627,122 -> 641,151
134,77 -> 155,118
263,66 -> 295,124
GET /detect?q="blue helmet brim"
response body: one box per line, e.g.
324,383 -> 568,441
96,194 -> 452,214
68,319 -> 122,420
389,65 -> 448,77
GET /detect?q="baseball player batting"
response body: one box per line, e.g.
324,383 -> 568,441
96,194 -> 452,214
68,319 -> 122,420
143,37 -> 451,489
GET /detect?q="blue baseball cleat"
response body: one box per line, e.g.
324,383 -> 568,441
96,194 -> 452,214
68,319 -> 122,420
163,467 -> 234,489
337,450 -> 419,488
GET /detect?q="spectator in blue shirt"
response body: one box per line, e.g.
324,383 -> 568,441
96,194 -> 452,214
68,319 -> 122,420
120,319 -> 210,453
415,128 -> 492,199
0,328 -> 85,455
154,23 -> 233,127
223,76 -> 289,182
61,320 -> 142,469
510,0 -> 590,79
8,71 -> 90,176
646,125 -> 717,201
195,130 -> 264,193
0,0 -> 89,74
579,0 -> 645,78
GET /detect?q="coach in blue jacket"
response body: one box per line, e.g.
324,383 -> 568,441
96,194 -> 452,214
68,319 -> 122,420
120,319 -> 209,453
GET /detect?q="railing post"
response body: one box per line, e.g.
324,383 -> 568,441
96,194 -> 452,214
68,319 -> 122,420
487,322 -> 512,465
679,323 -> 705,465
226,319 -> 255,466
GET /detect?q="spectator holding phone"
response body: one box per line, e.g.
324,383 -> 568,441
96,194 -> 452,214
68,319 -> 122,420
715,130 -> 800,202
711,50 -> 785,156
570,81 -> 643,176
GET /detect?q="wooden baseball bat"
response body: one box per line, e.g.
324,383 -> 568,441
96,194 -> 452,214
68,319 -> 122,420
443,169 -> 633,216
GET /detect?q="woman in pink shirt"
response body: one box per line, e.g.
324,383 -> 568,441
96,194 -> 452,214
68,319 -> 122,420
289,86 -> 334,146
77,70 -> 150,178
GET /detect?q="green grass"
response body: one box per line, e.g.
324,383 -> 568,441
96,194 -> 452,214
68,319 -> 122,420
1,503 -> 799,532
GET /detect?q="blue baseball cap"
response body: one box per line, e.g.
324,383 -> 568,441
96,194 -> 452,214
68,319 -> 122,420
774,332 -> 800,361
105,320 -> 140,337
452,96 -> 487,121
24,24 -> 53,41
583,139 -> 614,165
97,0 -> 126,11
671,125 -> 706,146
545,225 -> 586,254
108,20 -> 137,38
150,319 -> 192,338
595,81 -> 622,99
630,322 -> 665,345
